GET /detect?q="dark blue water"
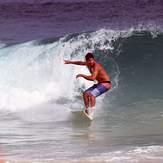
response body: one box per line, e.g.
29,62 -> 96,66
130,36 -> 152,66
0,1 -> 163,162
0,0 -> 163,43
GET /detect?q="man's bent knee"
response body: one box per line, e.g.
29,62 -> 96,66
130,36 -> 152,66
84,91 -> 95,101
83,91 -> 90,97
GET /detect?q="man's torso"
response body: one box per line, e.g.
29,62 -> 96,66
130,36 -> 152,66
89,63 -> 110,83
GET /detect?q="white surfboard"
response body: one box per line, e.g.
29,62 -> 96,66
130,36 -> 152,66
82,110 -> 93,121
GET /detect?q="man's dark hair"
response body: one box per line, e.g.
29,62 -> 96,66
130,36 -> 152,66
85,52 -> 94,61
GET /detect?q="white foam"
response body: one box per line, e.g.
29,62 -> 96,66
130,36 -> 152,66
17,102 -> 71,122
71,145 -> 163,163
0,28 -> 139,112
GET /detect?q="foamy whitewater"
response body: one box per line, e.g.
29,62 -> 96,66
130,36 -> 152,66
0,1 -> 163,162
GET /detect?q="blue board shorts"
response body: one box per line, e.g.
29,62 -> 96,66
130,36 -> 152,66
85,81 -> 112,97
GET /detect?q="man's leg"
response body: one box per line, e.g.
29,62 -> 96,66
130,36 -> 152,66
83,92 -> 90,109
83,85 -> 96,109
89,93 -> 96,107
83,92 -> 96,115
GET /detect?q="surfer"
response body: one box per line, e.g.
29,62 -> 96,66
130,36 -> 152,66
64,52 -> 112,114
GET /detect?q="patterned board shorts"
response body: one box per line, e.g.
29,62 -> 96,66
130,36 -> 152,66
85,82 -> 112,97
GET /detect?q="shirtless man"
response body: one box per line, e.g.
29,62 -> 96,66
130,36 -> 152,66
64,52 -> 112,114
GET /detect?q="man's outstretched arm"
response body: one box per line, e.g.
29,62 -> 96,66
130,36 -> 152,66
64,60 -> 86,65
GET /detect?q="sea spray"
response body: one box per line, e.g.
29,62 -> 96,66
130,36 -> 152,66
0,29 -> 121,111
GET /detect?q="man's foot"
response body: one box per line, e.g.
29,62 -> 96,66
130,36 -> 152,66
85,109 -> 89,115
85,107 -> 95,116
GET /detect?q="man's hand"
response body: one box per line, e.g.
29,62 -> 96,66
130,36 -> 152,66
76,74 -> 84,79
64,60 -> 71,64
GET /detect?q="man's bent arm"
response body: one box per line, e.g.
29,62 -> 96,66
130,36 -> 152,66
81,74 -> 95,81
64,60 -> 86,65
76,69 -> 98,81
76,65 -> 98,81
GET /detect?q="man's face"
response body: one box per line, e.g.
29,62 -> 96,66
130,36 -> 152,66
86,58 -> 95,67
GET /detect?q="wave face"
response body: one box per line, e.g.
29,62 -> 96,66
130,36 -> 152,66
111,30 -> 163,104
0,29 -> 162,112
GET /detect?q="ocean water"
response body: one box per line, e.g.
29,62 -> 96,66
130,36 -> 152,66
0,0 -> 163,162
